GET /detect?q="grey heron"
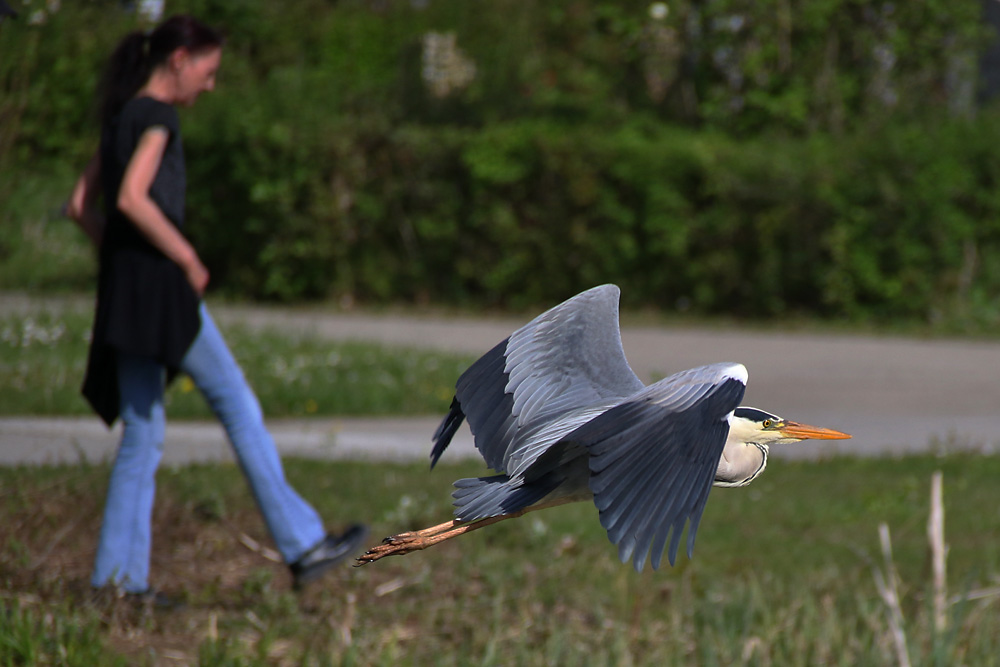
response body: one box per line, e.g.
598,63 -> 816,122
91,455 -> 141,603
357,284 -> 850,571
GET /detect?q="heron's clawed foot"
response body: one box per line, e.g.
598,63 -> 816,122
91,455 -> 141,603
354,519 -> 476,566
354,531 -> 422,566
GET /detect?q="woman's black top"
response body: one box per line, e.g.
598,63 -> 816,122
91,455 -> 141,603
83,97 -> 201,425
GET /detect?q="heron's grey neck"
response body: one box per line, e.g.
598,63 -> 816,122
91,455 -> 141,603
714,441 -> 768,488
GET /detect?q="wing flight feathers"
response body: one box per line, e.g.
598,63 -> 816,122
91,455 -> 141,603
572,366 -> 747,571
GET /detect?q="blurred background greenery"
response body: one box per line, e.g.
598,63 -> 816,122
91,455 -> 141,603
4,7 -> 1000,664
2,0 -> 1000,327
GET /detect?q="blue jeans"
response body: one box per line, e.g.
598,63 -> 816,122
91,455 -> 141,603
91,303 -> 326,593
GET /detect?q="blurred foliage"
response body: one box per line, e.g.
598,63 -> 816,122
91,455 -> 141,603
2,0 -> 998,324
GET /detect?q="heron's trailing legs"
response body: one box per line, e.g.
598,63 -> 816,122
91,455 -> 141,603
354,510 -> 528,565
355,498 -> 576,566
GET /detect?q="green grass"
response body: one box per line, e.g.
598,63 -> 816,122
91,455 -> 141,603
0,310 -> 475,418
0,599 -> 125,667
2,455 -> 1000,665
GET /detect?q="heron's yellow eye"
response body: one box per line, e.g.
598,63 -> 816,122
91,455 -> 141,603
762,419 -> 773,428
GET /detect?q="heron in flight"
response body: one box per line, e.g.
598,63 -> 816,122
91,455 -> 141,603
357,284 -> 850,571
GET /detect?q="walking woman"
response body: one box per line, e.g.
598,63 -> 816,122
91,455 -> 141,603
65,15 -> 366,600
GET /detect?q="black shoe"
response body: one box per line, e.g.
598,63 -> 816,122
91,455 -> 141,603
290,524 -> 369,589
126,588 -> 183,610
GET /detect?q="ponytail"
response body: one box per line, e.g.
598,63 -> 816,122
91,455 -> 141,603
97,15 -> 224,124
98,31 -> 150,125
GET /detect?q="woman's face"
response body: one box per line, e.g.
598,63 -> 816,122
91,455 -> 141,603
173,47 -> 222,106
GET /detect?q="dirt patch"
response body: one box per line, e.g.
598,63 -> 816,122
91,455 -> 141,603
0,466 -> 356,664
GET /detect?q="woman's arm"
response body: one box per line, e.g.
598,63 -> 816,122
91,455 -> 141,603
117,127 -> 209,296
65,152 -> 106,246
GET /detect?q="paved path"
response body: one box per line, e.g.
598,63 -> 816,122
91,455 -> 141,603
2,293 -> 999,465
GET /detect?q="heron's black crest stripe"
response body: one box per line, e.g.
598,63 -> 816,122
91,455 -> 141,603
733,407 -> 779,423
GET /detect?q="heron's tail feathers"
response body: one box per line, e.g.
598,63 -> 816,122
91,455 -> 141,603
452,474 -> 560,522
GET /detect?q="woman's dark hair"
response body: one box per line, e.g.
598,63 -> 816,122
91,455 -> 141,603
98,14 -> 224,124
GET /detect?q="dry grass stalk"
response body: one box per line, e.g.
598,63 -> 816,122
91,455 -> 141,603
928,471 -> 947,634
873,522 -> 911,667
236,530 -> 282,563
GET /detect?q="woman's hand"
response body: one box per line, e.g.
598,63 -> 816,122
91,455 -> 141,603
182,254 -> 210,296
66,152 -> 106,246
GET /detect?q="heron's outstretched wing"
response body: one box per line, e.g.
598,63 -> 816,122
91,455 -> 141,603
431,338 -> 512,470
431,284 -> 645,472
570,363 -> 747,571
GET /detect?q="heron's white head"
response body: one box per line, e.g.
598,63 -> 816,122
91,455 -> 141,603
728,407 -> 851,447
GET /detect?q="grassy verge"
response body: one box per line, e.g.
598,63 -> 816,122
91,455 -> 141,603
2,455 -> 999,665
0,310 -> 474,418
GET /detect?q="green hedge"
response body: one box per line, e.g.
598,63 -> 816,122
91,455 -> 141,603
2,0 -> 998,324
180,114 -> 1000,321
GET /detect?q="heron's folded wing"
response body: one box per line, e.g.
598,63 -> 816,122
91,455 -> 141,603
570,363 -> 747,571
432,284 -> 644,473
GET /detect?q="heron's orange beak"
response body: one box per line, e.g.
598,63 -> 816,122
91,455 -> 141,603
778,421 -> 851,441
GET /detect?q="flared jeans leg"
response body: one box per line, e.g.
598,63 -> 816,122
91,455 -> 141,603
91,353 -> 165,593
180,303 -> 325,563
